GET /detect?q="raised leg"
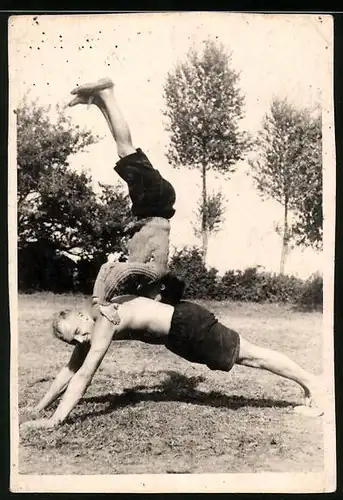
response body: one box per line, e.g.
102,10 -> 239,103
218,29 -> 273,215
68,78 -> 135,158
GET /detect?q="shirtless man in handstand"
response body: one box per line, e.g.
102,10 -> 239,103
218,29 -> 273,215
21,274 -> 323,430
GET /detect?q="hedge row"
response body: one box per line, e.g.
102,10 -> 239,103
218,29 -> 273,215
18,245 -> 323,310
169,246 -> 323,311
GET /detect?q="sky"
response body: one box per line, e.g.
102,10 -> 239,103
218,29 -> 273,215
9,12 -> 333,277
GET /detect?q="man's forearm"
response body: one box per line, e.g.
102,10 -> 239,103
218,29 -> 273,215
48,315 -> 116,425
48,370 -> 93,424
35,366 -> 73,412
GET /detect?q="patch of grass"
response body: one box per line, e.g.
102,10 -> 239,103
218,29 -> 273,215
18,293 -> 323,474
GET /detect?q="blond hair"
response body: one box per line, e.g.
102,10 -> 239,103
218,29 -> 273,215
52,309 -> 77,344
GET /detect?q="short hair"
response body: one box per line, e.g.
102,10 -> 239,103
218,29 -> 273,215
136,271 -> 185,305
52,309 -> 77,344
159,272 -> 185,305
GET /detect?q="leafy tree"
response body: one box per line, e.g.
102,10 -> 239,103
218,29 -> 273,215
17,97 -> 95,213
17,97 -> 97,252
91,182 -> 132,260
291,114 -> 322,248
163,39 -> 250,261
249,98 -> 322,274
17,98 -> 132,290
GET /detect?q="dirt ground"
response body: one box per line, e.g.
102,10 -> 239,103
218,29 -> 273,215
17,293 -> 324,475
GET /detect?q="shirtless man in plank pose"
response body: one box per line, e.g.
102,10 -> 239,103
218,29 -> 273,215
21,273 -> 323,430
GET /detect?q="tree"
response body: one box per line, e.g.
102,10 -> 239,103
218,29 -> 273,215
193,190 -> 226,239
249,98 -> 322,274
17,98 -> 132,290
291,114 -> 322,248
163,39 -> 250,261
17,97 -> 97,252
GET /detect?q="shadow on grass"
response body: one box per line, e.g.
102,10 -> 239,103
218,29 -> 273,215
74,371 -> 293,423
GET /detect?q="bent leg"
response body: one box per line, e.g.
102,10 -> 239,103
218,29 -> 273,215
237,335 -> 321,407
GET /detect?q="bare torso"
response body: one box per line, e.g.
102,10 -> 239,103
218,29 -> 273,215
109,295 -> 174,343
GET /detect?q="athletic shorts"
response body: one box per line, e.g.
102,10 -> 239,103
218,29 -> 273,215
92,261 -> 162,304
166,301 -> 240,371
114,148 -> 176,219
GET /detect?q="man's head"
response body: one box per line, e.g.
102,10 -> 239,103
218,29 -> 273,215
52,309 -> 94,345
137,271 -> 185,305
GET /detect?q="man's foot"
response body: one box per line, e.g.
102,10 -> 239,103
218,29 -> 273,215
66,94 -> 92,108
70,77 -> 114,96
294,378 -> 325,417
294,398 -> 324,417
67,78 -> 114,108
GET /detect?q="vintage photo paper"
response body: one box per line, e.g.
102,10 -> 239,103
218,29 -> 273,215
9,12 -> 336,493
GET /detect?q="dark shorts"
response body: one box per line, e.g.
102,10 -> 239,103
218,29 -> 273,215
166,301 -> 240,371
114,148 -> 176,219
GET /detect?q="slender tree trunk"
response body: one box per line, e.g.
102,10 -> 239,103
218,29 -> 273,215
201,162 -> 208,262
280,199 -> 289,275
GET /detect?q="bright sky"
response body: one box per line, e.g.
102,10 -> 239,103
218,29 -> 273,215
9,12 -> 333,277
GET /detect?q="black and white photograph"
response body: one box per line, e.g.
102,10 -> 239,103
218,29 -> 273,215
9,12 -> 336,493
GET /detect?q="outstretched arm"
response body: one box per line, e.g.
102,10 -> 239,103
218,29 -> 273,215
34,343 -> 90,413
47,314 -> 115,426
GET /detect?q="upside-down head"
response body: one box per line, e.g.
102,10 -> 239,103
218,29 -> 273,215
137,271 -> 185,305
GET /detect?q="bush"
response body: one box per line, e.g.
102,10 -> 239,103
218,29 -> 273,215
169,247 -> 310,306
74,258 -> 99,295
259,272 -> 303,304
216,267 -> 302,303
297,273 -> 323,311
169,246 -> 219,299
18,243 -> 76,293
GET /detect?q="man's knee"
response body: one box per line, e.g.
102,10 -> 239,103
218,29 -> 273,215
236,335 -> 264,368
117,142 -> 136,159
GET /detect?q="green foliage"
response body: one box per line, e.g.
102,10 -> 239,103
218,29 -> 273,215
17,97 -> 95,205
249,98 -> 322,253
193,191 -> 226,237
18,242 -> 76,293
169,246 -> 219,299
17,98 -> 133,291
291,116 -> 322,248
163,40 -> 249,172
297,273 -> 323,311
216,267 -> 303,303
169,246 -> 321,309
163,39 -> 250,258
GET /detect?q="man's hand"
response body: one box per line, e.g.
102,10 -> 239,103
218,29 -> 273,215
124,219 -> 147,237
24,405 -> 41,420
47,314 -> 115,424
20,418 -> 58,432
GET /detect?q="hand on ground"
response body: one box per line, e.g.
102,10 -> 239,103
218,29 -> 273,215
20,418 -> 57,431
24,405 -> 41,420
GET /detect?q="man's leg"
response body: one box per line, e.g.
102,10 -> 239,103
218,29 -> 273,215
67,78 -> 174,268
236,335 -> 322,412
68,78 -> 135,158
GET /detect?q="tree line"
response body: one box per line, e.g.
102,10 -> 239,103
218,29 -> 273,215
17,39 -> 322,294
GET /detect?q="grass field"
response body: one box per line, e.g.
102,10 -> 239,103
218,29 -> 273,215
17,293 -> 324,475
